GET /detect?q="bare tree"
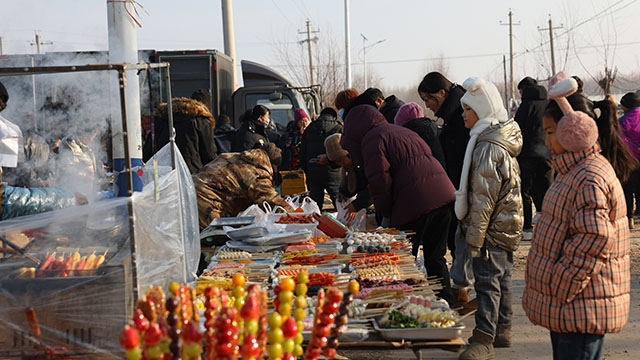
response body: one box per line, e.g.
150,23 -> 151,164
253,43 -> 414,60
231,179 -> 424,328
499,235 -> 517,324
565,0 -> 627,96
272,28 -> 348,109
423,53 -> 451,78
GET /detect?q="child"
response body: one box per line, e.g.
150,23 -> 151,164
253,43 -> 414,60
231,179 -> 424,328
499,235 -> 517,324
456,77 -> 523,360
522,72 -> 631,360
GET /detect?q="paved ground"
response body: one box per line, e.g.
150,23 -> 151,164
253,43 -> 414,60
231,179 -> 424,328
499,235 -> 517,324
338,230 -> 640,360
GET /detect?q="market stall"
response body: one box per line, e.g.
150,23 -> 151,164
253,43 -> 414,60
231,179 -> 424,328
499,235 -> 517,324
0,63 -> 200,358
189,208 -> 467,358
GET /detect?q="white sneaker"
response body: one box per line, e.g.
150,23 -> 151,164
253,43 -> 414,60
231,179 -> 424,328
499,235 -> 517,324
522,230 -> 533,241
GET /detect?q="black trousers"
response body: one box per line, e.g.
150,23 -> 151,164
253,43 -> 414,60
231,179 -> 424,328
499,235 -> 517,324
307,180 -> 340,212
623,169 -> 640,218
400,202 -> 454,306
447,213 -> 458,259
519,158 -> 552,229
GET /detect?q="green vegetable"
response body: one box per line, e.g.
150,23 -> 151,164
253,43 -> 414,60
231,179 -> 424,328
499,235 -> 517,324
387,310 -> 419,328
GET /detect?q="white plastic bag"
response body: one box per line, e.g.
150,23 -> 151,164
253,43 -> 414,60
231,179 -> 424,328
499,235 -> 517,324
300,196 -> 321,215
237,204 -> 266,224
336,197 -> 367,231
283,195 -> 300,209
262,201 -> 289,215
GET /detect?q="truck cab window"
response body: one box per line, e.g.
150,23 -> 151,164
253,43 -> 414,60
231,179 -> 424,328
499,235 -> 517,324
246,94 -> 294,132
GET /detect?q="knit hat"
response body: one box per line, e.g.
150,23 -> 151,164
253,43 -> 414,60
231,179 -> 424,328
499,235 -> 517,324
394,102 -> 424,127
547,71 -> 598,152
263,143 -> 282,166
294,108 -> 309,124
460,77 -> 508,122
621,92 -> 640,109
324,133 -> 349,162
0,81 -> 8,104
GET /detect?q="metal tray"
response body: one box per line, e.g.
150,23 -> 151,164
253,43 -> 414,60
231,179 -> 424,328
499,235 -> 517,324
210,216 -> 255,227
372,318 -> 465,341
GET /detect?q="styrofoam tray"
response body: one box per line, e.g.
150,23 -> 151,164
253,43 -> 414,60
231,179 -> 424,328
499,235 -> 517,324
225,225 -> 268,240
241,230 -> 312,246
372,318 -> 465,341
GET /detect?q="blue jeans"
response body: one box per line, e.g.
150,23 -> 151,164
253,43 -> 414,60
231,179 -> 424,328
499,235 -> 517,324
472,243 -> 513,336
449,226 -> 474,289
550,332 -> 604,360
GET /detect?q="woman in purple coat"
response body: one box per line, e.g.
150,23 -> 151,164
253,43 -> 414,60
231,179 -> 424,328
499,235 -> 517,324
619,92 -> 640,225
341,104 -> 456,305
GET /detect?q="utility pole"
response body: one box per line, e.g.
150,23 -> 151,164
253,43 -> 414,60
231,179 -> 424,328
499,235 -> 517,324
107,0 -> 143,195
360,34 -> 385,90
0,37 -> 4,55
538,15 -> 563,75
30,32 -> 52,54
503,55 -> 508,106
299,19 -> 319,86
344,0 -> 352,88
500,10 -> 520,105
221,0 -> 238,90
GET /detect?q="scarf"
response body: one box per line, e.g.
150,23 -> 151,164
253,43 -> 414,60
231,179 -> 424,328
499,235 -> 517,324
454,117 -> 498,220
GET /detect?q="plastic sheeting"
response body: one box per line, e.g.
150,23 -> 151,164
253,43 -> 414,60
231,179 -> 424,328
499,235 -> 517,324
0,142 -> 199,358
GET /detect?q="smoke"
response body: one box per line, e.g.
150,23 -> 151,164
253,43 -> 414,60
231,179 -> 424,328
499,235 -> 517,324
0,51 -> 153,201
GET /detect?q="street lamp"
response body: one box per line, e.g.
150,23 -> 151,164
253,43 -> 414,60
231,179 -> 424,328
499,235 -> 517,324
360,34 -> 385,89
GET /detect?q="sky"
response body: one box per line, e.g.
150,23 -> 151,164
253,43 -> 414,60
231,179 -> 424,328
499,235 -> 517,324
2,0 -> 640,94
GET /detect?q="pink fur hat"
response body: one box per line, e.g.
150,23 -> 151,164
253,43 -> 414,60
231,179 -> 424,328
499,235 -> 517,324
548,72 -> 598,152
394,102 -> 424,127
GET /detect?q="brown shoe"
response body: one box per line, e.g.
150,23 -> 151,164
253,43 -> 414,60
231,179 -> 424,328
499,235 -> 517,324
493,323 -> 512,348
452,288 -> 470,309
459,329 -> 495,360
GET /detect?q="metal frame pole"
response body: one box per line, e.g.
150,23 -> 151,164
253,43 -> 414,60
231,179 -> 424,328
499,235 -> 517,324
117,68 -> 139,302
164,64 -> 188,283
165,66 -> 176,171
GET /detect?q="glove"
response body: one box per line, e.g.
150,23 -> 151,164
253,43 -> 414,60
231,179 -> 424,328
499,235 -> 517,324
468,245 -> 482,258
381,217 -> 391,228
454,190 -> 468,220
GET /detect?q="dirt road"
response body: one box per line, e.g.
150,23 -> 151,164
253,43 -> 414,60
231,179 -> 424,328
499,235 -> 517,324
340,230 -> 640,360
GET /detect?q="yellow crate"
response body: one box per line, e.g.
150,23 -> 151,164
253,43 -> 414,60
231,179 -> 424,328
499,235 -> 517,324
280,170 -> 308,196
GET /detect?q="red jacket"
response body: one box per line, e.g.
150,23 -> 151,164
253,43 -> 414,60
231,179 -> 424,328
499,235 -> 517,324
522,145 -> 630,334
341,105 -> 455,227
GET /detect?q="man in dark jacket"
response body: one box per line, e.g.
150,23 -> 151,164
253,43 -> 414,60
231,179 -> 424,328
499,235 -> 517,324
143,97 -> 217,174
341,104 -> 456,305
380,95 -> 405,124
515,77 -> 552,235
363,88 -> 405,124
300,108 -> 343,210
232,106 -> 271,152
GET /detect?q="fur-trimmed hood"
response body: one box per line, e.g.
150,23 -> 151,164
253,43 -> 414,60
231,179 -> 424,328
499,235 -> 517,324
157,97 -> 215,126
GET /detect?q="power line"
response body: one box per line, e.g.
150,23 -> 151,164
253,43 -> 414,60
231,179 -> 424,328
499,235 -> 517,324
513,0 -> 639,62
270,0 -> 297,27
265,39 -> 640,69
